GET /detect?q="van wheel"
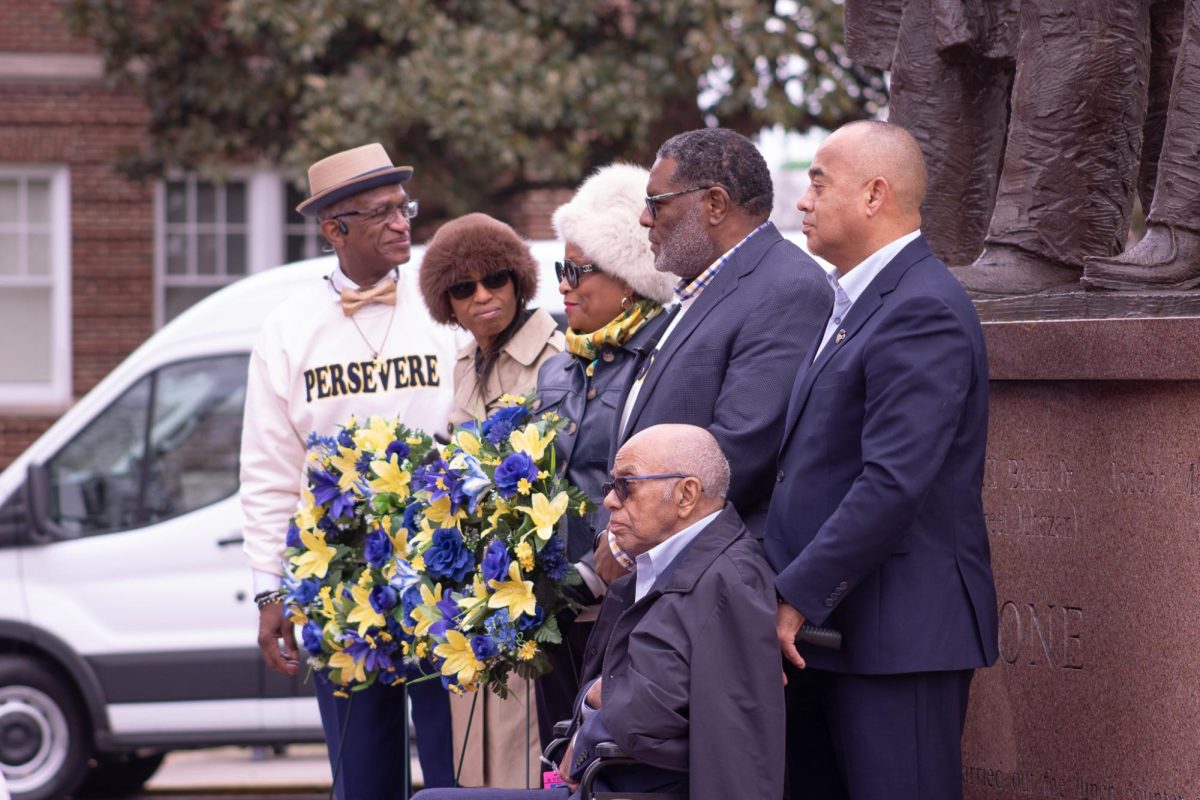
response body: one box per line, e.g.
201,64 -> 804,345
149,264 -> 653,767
79,752 -> 165,798
0,655 -> 90,800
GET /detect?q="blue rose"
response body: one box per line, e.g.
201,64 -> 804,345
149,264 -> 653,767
481,538 -> 511,583
285,520 -> 302,549
402,503 -> 423,537
481,405 -> 530,446
517,606 -> 544,632
424,528 -> 475,583
369,585 -> 399,613
537,535 -> 570,581
301,621 -> 324,656
494,452 -> 539,498
364,529 -> 393,569
471,634 -> 499,660
385,440 -> 410,462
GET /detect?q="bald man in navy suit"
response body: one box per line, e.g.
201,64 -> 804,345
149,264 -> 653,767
766,121 -> 999,800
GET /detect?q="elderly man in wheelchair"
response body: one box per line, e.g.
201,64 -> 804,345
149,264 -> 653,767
414,424 -> 785,800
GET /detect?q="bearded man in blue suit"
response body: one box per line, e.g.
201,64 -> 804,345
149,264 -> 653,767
766,120 -> 999,800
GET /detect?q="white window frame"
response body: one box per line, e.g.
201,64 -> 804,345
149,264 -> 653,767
154,170 -> 285,328
283,179 -> 327,263
0,165 -> 72,410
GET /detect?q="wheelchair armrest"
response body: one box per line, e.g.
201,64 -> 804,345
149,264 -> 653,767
553,720 -> 573,737
594,741 -> 627,759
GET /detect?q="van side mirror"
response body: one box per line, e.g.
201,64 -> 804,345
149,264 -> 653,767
24,463 -> 72,543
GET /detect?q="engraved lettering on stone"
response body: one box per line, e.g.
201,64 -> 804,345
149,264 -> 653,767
1108,462 -> 1171,495
997,602 -> 1084,670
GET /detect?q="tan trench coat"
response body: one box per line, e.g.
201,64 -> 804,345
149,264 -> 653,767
447,307 -> 563,788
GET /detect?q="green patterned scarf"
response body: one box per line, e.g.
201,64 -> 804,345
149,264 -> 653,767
565,298 -> 663,377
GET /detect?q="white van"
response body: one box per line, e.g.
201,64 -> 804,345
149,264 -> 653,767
0,245 -> 567,800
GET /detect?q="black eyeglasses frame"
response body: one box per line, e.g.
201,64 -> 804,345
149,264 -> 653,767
601,473 -> 690,503
554,258 -> 602,288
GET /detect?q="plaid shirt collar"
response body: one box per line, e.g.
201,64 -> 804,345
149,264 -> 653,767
674,221 -> 771,303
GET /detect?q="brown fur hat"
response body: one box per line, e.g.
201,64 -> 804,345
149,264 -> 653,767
419,212 -> 539,325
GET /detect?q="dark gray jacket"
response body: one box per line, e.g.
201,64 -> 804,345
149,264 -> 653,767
568,504 -> 786,799
535,315 -> 668,561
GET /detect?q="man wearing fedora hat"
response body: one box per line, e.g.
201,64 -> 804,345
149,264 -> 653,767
240,143 -> 459,797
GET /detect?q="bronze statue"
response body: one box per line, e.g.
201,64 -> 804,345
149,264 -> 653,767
1085,0 -> 1200,290
851,0 -> 1191,296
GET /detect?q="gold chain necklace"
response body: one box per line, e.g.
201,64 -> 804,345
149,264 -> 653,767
349,302 -> 397,371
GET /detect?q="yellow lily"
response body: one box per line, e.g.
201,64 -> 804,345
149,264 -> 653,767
516,491 -> 570,541
328,446 -> 362,493
509,424 -> 555,461
488,561 -> 537,620
328,648 -> 366,685
456,573 -> 491,627
435,630 -> 484,685
291,529 -> 337,580
410,582 -> 445,637
369,455 -> 411,497
294,487 -> 323,532
452,428 -> 481,456
347,582 -> 385,636
483,498 -> 510,535
354,416 -> 396,455
425,495 -> 466,527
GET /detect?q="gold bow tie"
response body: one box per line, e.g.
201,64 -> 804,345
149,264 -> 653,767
340,277 -> 397,316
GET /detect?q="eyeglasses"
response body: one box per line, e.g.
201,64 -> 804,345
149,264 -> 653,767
601,473 -> 689,503
332,199 -> 419,227
554,258 -> 601,288
447,269 -> 514,301
644,186 -> 710,220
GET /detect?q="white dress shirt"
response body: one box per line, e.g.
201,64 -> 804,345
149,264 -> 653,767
633,509 -> 722,602
814,229 -> 922,360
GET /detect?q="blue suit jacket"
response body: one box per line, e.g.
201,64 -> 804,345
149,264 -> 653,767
616,222 -> 832,536
764,235 -> 999,674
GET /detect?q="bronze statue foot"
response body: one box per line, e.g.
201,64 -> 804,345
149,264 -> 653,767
1081,225 -> 1200,291
950,245 -> 1079,297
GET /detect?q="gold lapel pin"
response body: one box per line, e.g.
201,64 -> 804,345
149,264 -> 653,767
835,329 -> 847,344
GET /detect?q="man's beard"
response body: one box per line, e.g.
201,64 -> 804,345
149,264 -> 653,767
654,207 -> 713,279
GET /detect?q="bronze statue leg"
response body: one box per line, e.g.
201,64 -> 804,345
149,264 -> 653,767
888,0 -> 1015,267
957,0 -> 1153,296
1085,0 -> 1200,290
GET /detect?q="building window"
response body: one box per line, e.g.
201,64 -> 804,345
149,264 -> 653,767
0,166 -> 71,408
284,182 -> 325,263
158,177 -> 250,323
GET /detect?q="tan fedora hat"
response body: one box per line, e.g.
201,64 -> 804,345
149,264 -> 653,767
296,143 -> 413,217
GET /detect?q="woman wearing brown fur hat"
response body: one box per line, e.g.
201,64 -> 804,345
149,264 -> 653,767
420,212 -> 564,429
419,212 -> 561,789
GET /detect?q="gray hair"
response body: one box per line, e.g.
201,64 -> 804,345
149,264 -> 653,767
657,128 -> 774,218
641,424 -> 731,500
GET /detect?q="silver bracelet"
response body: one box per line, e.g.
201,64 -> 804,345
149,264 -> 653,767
254,589 -> 286,610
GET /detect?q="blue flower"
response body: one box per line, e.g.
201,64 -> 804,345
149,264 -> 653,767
423,528 -> 475,583
459,454 -> 492,514
485,609 -> 519,650
430,593 -> 459,638
401,586 -> 423,627
414,458 -> 467,511
471,635 -> 499,660
482,405 -> 530,446
481,538 -> 511,584
401,503 -> 423,537
537,535 -> 570,581
310,468 -> 356,519
389,558 -> 421,596
301,621 -> 324,656
364,529 -> 393,570
355,451 -> 373,475
517,606 -> 544,632
285,576 -> 320,606
337,429 -> 355,449
385,440 -> 410,462
306,432 -> 337,450
285,520 -> 302,549
316,515 -> 339,538
494,452 -> 539,498
369,585 -> 399,613
343,629 -> 398,675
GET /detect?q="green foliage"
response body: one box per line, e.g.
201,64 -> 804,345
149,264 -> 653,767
65,0 -> 885,211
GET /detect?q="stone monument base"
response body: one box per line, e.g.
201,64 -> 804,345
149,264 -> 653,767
962,297 -> 1200,800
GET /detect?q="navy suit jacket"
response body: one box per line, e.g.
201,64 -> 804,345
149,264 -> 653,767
616,222 -> 832,536
764,235 -> 999,675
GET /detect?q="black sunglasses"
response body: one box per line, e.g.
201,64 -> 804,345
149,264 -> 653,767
601,473 -> 689,503
447,269 -> 514,301
554,258 -> 601,288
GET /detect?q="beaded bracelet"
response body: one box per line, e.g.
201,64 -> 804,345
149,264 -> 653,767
254,589 -> 286,610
